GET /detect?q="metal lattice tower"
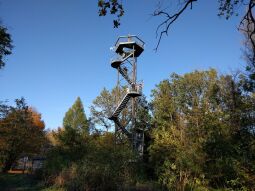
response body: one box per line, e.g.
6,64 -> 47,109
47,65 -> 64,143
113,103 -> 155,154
108,35 -> 145,155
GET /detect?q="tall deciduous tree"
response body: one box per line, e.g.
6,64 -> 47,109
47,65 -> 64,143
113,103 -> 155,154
0,98 -> 45,172
90,86 -> 130,132
149,69 -> 255,190
90,87 -> 117,131
90,86 -> 151,134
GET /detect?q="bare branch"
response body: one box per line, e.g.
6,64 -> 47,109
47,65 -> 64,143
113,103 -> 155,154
153,0 -> 197,51
239,0 -> 255,66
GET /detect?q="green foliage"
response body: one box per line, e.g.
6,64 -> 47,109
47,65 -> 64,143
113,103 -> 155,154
44,97 -> 141,190
44,98 -> 86,182
0,173 -> 64,191
91,86 -> 143,133
136,95 -> 152,131
63,97 -> 89,135
150,69 -> 255,190
0,25 -> 13,69
97,0 -> 246,28
91,86 -> 151,132
44,98 -> 90,178
44,132 -> 140,191
59,133 -> 135,191
90,87 -> 118,131
45,70 -> 255,190
98,0 -> 124,28
44,127 -> 90,178
218,0 -> 243,19
0,173 -> 45,190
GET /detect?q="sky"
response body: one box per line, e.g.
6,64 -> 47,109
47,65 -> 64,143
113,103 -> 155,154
0,0 -> 246,129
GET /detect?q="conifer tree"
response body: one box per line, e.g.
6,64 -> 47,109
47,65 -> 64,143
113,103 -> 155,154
63,97 -> 89,135
48,97 -> 90,166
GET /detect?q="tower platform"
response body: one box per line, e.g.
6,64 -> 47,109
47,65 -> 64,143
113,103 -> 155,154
111,59 -> 122,68
114,35 -> 145,57
115,41 -> 144,57
128,91 -> 141,97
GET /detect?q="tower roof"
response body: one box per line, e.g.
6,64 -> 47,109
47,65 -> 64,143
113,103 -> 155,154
114,35 -> 145,57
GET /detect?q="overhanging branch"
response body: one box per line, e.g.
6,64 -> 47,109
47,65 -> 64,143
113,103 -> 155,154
153,0 -> 197,51
239,0 -> 255,66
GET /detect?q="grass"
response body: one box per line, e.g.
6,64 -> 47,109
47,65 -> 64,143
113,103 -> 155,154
0,173 -> 63,191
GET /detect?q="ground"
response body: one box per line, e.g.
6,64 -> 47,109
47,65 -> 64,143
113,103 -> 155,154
0,173 -> 61,191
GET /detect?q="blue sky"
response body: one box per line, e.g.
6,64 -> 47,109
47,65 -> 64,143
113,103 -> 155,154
0,0 -> 246,129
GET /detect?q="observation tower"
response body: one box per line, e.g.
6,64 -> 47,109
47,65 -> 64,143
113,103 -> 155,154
108,35 -> 145,155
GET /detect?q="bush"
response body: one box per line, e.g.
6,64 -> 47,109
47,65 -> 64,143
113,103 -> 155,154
44,132 -> 141,190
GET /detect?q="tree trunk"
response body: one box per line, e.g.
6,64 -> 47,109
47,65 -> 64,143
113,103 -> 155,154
1,152 -> 17,173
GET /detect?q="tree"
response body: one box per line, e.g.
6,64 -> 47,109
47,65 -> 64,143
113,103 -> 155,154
44,94 -> 139,190
98,0 -> 124,28
29,107 -> 45,129
150,70 -> 217,190
149,69 -> 255,190
0,98 -> 46,172
63,97 -> 89,135
91,86 -> 151,135
90,87 -> 117,132
91,87 -> 153,179
90,86 -> 132,132
44,97 -> 90,175
0,25 -> 13,69
45,130 -> 138,191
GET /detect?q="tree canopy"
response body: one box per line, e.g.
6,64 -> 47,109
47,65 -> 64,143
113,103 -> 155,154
0,98 -> 46,172
149,69 -> 255,190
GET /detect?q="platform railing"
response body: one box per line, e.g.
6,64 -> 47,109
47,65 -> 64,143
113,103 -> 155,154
126,83 -> 143,95
110,51 -> 133,64
115,35 -> 145,48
